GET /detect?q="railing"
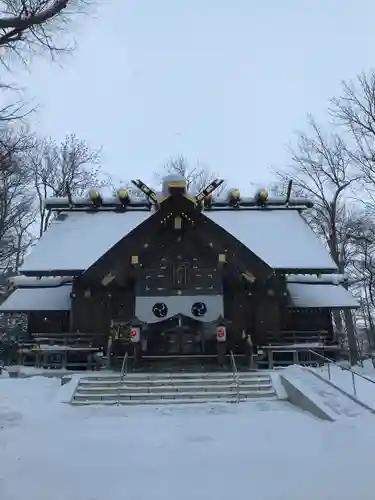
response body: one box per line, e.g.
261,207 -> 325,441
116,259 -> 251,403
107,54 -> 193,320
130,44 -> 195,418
229,350 -> 240,403
120,351 -> 129,382
266,330 -> 330,345
117,352 -> 129,406
306,349 -> 375,397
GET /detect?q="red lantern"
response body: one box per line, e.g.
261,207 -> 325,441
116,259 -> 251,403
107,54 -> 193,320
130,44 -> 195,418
129,327 -> 140,343
216,326 -> 226,342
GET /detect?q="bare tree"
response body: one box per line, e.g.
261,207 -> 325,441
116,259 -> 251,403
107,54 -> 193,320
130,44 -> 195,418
0,127 -> 35,269
158,155 -> 226,195
29,133 -> 102,235
0,124 -> 35,173
330,71 -> 375,215
277,117 -> 361,363
0,0 -> 92,62
278,117 -> 360,270
343,214 -> 375,347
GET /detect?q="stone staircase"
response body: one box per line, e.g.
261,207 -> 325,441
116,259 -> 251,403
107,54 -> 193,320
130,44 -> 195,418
71,372 -> 277,405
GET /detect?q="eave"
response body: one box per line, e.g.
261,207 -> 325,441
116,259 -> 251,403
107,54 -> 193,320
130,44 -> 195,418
275,267 -> 338,275
21,269 -> 83,278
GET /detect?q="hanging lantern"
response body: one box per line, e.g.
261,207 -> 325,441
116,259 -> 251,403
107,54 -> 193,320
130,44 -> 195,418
129,327 -> 140,343
216,325 -> 226,342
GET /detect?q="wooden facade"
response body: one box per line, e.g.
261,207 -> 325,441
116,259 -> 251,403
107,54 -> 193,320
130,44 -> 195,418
1,181 -> 349,369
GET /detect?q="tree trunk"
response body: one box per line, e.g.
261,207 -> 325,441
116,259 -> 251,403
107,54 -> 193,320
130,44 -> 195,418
364,287 -> 375,349
332,310 -> 344,342
343,308 -> 358,365
338,259 -> 359,365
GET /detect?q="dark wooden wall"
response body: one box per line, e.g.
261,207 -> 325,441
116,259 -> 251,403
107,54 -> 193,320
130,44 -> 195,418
223,275 -> 284,344
283,308 -> 332,332
28,311 -> 70,334
70,285 -> 134,334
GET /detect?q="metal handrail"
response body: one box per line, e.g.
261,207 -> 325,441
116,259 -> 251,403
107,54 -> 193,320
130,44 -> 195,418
307,349 -> 375,397
229,350 -> 240,403
120,351 -> 129,382
117,352 -> 129,406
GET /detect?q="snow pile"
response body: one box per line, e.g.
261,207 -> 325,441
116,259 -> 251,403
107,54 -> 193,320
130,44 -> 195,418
6,365 -> 113,377
57,375 -> 81,403
0,376 -> 61,422
312,361 -> 375,411
1,375 -> 375,499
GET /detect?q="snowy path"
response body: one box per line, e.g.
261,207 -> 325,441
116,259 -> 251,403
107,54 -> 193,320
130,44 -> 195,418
1,377 -> 375,500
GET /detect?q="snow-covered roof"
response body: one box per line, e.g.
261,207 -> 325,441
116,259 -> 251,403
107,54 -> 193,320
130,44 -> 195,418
20,210 -> 151,275
205,209 -> 337,270
20,204 -> 336,276
31,345 -> 97,352
0,285 -> 72,312
287,283 -> 359,309
286,274 -> 346,285
9,276 -> 73,288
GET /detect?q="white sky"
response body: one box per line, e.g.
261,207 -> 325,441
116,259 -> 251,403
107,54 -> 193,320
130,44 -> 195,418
15,0 -> 375,191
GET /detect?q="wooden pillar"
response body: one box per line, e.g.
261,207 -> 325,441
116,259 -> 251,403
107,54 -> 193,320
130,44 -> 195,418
106,336 -> 113,369
217,342 -> 226,367
293,350 -> 299,365
87,353 -> 93,371
133,344 -> 140,370
267,350 -> 274,369
245,333 -> 254,369
62,351 -> 67,370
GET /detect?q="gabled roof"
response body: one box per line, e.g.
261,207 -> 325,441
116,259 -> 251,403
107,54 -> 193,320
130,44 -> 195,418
20,196 -> 337,278
20,210 -> 151,276
205,209 -> 337,272
79,195 -> 273,283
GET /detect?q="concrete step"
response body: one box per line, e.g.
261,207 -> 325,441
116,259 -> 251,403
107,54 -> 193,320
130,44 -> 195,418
73,388 -> 276,402
78,377 -> 272,389
80,372 -> 270,382
72,371 -> 276,406
81,372 -> 270,382
71,397 -> 277,406
75,382 -> 273,395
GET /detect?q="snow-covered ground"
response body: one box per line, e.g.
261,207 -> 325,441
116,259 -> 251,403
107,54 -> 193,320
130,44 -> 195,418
1,365 -> 113,377
1,374 -> 375,500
